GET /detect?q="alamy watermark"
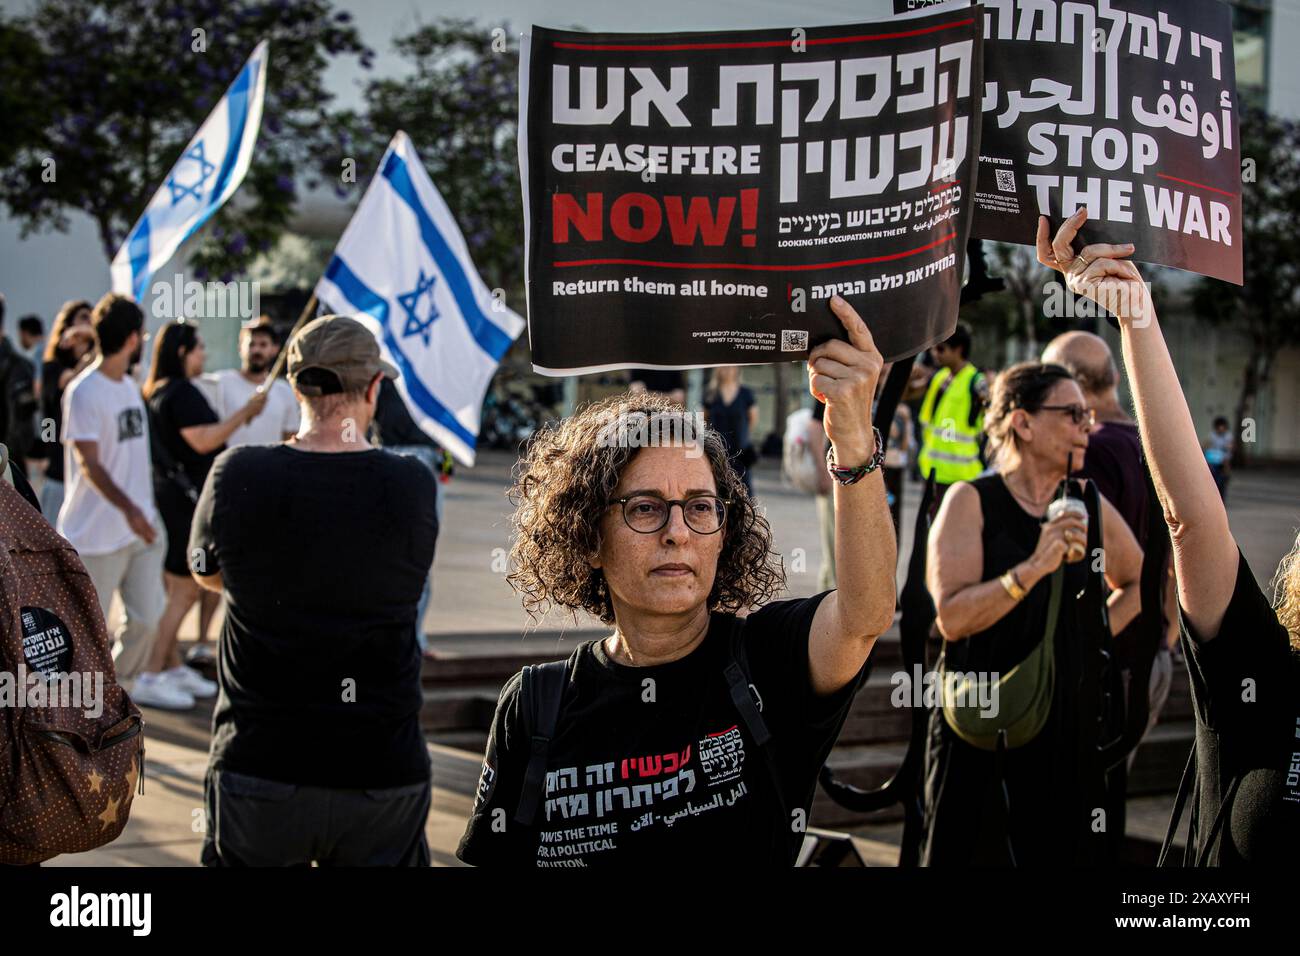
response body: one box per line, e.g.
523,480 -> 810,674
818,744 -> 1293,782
1042,278 -> 1152,326
150,273 -> 260,322
890,664 -> 1000,718
595,408 -> 708,458
0,666 -> 103,719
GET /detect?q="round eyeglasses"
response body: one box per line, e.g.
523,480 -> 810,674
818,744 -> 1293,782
609,493 -> 731,535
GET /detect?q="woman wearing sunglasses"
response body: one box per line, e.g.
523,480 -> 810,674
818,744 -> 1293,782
922,359 -> 1143,865
1039,210 -> 1300,866
458,297 -> 897,866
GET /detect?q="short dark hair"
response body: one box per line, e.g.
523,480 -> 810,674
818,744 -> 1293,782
294,367 -> 344,395
91,293 -> 144,357
18,315 -> 43,337
241,316 -> 280,345
943,322 -> 973,359
1213,416 -> 1231,429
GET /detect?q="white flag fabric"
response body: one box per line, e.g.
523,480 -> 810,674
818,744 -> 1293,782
315,131 -> 525,466
110,41 -> 269,300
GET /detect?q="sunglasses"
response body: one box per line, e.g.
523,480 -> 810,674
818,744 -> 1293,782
1038,404 -> 1096,427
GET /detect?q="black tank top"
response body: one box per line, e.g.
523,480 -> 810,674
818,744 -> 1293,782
942,473 -> 1102,679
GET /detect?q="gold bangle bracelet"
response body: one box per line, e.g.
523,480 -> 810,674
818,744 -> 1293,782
999,571 -> 1027,602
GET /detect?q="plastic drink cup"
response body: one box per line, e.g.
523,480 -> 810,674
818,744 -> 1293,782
1046,496 -> 1088,563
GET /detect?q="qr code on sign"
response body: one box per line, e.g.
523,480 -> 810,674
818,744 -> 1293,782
995,169 -> 1016,193
782,330 -> 808,352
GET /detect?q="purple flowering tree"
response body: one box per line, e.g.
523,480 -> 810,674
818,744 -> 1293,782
0,0 -> 371,282
335,19 -> 522,299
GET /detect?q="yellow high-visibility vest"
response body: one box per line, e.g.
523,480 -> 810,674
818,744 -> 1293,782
918,363 -> 985,484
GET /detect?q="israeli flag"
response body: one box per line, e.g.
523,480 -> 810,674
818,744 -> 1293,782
316,131 -> 525,466
110,41 -> 268,300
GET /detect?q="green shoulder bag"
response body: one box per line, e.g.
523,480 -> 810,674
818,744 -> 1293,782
939,566 -> 1063,751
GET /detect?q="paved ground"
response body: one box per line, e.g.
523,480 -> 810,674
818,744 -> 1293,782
421,451 -> 1300,635
55,453 -> 1297,865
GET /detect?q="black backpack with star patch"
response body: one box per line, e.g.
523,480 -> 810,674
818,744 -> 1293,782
0,477 -> 143,864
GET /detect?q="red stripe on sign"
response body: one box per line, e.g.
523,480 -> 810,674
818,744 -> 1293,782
931,180 -> 961,192
552,232 -> 958,271
552,19 -> 975,51
1155,173 -> 1239,198
707,725 -> 739,737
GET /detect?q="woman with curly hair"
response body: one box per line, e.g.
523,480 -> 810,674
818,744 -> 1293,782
458,298 -> 897,867
1039,210 -> 1299,865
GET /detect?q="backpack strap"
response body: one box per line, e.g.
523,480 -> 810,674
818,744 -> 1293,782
724,627 -> 771,747
512,659 -> 570,826
1158,746 -> 1196,866
967,370 -> 987,430
725,621 -> 794,854
1195,775 -> 1242,867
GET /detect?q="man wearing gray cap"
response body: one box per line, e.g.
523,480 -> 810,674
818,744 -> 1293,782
190,315 -> 439,866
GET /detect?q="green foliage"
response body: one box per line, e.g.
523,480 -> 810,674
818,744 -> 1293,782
1192,106 -> 1300,452
1192,106 -> 1300,360
0,0 -> 371,282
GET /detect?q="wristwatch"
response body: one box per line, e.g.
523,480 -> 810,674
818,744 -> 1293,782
824,427 -> 886,485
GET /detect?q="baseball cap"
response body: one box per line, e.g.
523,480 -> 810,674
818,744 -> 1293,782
286,314 -> 398,396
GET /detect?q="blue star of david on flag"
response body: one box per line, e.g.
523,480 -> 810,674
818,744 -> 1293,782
166,141 -> 216,205
397,270 -> 441,346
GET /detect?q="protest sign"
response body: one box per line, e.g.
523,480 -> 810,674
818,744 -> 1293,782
968,0 -> 1242,284
519,5 -> 984,374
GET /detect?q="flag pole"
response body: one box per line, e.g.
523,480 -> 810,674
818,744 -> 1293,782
259,291 -> 318,393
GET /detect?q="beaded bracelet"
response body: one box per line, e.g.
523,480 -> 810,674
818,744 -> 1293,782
824,427 -> 886,485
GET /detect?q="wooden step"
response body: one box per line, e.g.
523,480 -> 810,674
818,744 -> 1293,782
421,686 -> 500,732
420,619 -> 908,689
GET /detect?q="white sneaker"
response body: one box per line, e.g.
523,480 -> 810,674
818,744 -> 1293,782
132,672 -> 195,710
164,665 -> 218,699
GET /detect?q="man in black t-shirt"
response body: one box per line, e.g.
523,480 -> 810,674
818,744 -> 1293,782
191,315 -> 438,867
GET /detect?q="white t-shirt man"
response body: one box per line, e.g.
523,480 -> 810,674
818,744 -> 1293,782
203,370 -> 299,447
58,366 -> 158,556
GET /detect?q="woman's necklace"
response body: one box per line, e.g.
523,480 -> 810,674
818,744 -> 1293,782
1001,472 -> 1054,514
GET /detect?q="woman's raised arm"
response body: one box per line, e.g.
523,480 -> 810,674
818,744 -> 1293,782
1036,210 -> 1238,640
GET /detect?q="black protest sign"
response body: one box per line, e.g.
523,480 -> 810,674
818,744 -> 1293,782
519,6 -> 984,374
971,0 -> 1242,284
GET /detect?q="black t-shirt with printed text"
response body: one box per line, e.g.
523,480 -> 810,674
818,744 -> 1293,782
457,591 -> 864,867
1180,550 -> 1300,866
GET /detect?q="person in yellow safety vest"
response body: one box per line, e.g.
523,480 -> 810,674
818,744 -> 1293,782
918,323 -> 989,496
